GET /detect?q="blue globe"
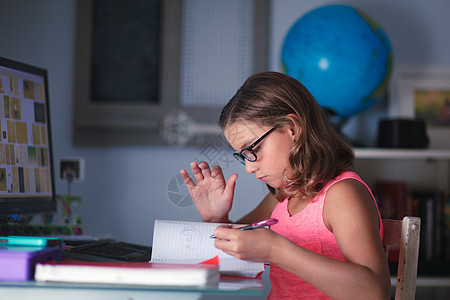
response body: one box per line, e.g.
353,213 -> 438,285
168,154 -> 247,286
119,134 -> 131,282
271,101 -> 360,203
281,5 -> 393,118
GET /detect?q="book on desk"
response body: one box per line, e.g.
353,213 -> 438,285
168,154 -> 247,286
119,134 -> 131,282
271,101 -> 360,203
35,258 -> 220,288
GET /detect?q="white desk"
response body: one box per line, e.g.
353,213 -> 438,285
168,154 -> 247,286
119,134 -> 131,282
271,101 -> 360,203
0,279 -> 264,300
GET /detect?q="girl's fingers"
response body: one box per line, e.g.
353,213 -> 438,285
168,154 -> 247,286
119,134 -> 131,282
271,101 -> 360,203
224,173 -> 238,198
190,161 -> 204,182
198,161 -> 212,178
213,225 -> 235,238
180,169 -> 195,190
211,165 -> 223,178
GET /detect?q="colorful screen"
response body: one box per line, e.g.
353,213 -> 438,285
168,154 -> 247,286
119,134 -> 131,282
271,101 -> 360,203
0,57 -> 55,216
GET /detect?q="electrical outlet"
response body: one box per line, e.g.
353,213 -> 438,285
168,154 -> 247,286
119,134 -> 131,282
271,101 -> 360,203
59,157 -> 85,182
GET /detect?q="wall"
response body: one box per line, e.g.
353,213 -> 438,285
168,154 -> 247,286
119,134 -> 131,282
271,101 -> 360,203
0,0 -> 267,245
0,0 -> 449,247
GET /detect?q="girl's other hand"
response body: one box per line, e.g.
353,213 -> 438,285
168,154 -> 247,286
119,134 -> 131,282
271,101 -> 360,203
180,161 -> 238,223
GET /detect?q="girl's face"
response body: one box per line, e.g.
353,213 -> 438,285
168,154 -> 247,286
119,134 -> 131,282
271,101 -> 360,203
224,121 -> 296,189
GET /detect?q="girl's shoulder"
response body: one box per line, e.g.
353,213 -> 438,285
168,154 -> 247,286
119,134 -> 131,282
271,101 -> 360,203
325,171 -> 372,204
332,170 -> 362,182
320,171 -> 366,195
323,172 -> 379,231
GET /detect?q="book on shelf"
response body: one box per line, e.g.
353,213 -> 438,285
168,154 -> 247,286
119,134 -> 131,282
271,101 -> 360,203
444,194 -> 450,261
150,220 -> 266,278
375,180 -> 407,220
407,190 -> 446,261
35,258 -> 220,287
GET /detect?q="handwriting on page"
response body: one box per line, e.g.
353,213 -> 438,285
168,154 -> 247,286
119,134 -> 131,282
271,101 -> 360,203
152,220 -> 220,261
180,225 -> 203,250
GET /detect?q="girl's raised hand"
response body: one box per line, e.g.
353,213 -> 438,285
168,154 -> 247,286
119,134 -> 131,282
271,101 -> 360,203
180,161 -> 238,222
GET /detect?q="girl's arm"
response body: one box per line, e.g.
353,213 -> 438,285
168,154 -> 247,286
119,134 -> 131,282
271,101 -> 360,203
272,179 -> 390,299
213,179 -> 391,300
236,192 -> 278,224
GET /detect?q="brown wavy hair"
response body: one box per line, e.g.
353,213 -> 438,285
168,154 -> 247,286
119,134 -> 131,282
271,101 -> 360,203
219,71 -> 354,200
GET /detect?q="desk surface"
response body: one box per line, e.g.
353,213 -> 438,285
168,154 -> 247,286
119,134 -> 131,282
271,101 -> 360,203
0,278 -> 263,300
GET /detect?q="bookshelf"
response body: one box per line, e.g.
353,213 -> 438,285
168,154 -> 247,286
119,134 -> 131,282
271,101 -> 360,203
354,147 -> 450,286
354,148 -> 450,160
354,148 -> 450,192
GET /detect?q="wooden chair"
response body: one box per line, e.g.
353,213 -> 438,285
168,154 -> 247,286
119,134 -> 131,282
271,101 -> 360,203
382,216 -> 421,300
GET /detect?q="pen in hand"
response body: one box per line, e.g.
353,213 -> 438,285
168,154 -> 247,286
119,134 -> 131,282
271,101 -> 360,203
210,218 -> 278,239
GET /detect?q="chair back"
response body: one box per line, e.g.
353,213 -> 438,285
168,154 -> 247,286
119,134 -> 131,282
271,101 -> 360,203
382,216 -> 421,300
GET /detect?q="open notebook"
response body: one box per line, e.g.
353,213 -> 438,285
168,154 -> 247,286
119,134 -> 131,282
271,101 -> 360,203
150,220 -> 265,277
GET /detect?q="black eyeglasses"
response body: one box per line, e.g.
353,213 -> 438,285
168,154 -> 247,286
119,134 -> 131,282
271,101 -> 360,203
233,125 -> 279,165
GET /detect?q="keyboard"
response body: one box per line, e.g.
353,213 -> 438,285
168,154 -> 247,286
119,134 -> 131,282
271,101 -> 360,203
62,240 -> 152,262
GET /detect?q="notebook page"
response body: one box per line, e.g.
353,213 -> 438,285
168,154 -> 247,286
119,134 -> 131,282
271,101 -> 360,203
150,220 -> 265,276
151,220 -> 221,261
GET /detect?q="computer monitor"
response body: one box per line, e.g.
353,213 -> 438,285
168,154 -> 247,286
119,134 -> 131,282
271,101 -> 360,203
0,56 -> 56,217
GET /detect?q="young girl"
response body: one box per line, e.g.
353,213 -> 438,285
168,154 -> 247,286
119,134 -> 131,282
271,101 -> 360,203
180,71 -> 391,299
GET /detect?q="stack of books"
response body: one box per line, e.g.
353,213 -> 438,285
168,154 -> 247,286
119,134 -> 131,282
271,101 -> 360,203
35,259 -> 220,287
375,180 -> 450,262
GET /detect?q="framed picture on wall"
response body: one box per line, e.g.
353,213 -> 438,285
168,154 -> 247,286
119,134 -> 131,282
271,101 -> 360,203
73,0 -> 269,146
389,65 -> 450,148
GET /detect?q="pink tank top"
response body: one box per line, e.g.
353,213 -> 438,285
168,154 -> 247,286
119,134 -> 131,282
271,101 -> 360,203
268,171 -> 383,299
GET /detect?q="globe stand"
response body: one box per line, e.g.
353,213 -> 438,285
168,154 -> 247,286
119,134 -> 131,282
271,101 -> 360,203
323,108 -> 364,147
324,108 -> 347,134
